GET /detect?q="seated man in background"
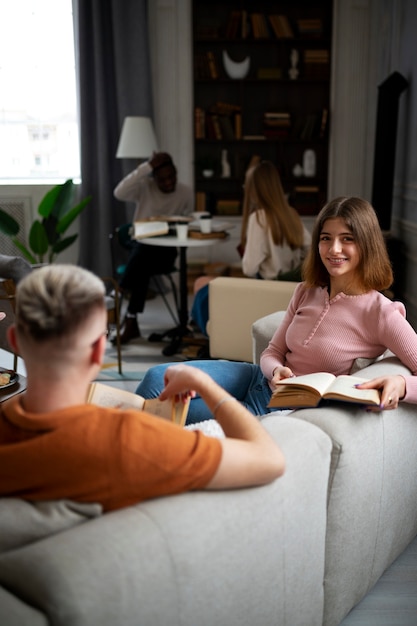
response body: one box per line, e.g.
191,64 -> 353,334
113,152 -> 194,344
0,264 -> 285,512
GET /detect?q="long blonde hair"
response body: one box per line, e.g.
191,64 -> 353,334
240,161 -> 304,250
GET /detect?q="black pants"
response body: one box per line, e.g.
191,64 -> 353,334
119,241 -> 177,314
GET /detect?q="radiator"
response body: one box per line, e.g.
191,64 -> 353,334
0,197 -> 32,258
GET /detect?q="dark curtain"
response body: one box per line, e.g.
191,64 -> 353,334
72,0 -> 153,276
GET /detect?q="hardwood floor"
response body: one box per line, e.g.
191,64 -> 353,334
340,533 -> 417,625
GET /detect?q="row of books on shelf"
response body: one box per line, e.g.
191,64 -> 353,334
195,102 -> 242,140
197,11 -> 324,40
195,107 -> 328,141
194,51 -> 220,80
194,48 -> 330,81
250,13 -> 293,39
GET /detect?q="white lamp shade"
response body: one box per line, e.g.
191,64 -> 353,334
116,116 -> 158,158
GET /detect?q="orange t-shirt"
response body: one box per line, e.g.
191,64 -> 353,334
0,395 -> 222,512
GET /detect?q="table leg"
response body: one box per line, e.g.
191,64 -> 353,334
178,247 -> 188,330
160,246 -> 189,356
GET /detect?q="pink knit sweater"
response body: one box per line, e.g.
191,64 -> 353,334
260,283 -> 417,403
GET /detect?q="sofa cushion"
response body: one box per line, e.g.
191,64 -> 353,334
0,586 -> 48,626
0,499 -> 102,553
208,277 -> 297,362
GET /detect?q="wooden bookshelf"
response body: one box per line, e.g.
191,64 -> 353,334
192,0 -> 332,216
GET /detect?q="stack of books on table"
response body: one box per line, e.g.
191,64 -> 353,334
132,220 -> 169,239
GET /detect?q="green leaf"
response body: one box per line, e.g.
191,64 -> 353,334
52,233 -> 78,254
37,184 -> 64,219
28,221 -> 49,256
56,195 -> 92,234
0,208 -> 20,236
11,239 -> 37,264
42,215 -> 59,246
51,179 -> 75,220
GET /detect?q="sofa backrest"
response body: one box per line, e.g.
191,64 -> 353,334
252,310 -> 286,363
0,417 -> 332,626
207,277 -> 297,362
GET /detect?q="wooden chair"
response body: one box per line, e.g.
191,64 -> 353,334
101,276 -> 122,375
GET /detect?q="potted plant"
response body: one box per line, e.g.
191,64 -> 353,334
0,179 -> 91,264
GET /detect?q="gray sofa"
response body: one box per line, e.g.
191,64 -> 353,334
1,311 -> 417,626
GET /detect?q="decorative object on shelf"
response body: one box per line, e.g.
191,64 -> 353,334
288,49 -> 299,80
0,180 -> 92,264
197,155 -> 217,178
221,150 -> 231,178
303,149 -> 317,178
292,163 -> 304,177
222,50 -> 250,79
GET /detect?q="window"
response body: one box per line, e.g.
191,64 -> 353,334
0,0 -> 80,183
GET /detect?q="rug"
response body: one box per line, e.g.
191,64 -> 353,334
96,336 -> 185,382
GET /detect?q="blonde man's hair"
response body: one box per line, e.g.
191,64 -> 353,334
16,264 -> 105,340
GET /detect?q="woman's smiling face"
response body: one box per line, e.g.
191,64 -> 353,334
318,217 -> 361,283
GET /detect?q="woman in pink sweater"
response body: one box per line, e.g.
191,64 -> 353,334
137,197 -> 417,423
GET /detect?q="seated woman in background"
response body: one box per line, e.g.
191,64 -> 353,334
240,159 -> 311,280
138,196 -> 417,424
191,160 -> 311,335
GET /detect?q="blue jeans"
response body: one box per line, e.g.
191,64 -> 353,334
135,360 -> 274,424
190,284 -> 209,336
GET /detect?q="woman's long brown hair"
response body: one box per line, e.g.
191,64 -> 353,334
240,161 -> 305,250
302,196 -> 393,291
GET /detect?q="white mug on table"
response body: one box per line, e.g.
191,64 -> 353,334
175,223 -> 189,240
199,214 -> 212,233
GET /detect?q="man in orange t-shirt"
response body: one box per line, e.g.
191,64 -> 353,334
0,265 -> 284,511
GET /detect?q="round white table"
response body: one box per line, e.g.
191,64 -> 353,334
138,235 -> 226,355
